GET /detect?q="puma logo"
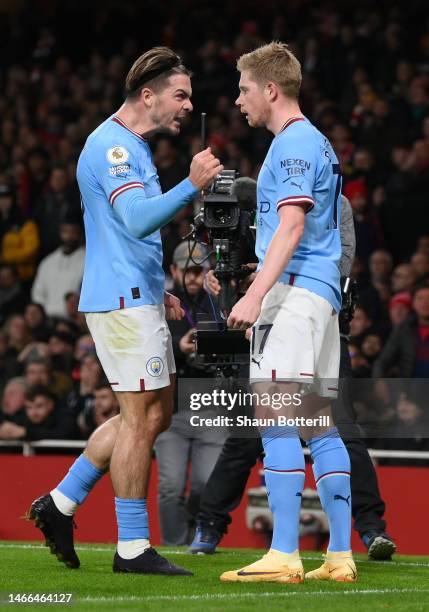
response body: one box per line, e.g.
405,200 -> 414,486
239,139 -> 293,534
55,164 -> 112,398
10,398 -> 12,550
251,356 -> 263,369
334,494 -> 351,506
291,180 -> 303,190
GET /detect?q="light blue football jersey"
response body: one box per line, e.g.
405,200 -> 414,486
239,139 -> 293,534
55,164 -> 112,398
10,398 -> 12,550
256,116 -> 342,311
77,115 -> 167,312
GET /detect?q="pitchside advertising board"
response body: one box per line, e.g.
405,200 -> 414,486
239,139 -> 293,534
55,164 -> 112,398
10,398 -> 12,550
2,455 -> 429,554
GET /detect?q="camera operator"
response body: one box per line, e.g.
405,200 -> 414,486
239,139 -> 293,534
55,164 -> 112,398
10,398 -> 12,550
154,241 -> 227,546
189,195 -> 396,561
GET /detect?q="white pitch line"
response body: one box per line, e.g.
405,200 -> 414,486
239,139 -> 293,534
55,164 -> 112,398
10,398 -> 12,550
79,588 -> 429,604
1,543 -> 429,568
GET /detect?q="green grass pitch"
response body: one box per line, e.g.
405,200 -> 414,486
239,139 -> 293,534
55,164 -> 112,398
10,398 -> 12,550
1,542 -> 429,611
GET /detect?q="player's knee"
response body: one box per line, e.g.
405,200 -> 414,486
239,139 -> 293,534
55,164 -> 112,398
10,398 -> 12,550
145,409 -> 170,439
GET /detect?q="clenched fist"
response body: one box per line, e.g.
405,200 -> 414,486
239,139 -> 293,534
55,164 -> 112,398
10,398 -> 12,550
188,147 -> 224,190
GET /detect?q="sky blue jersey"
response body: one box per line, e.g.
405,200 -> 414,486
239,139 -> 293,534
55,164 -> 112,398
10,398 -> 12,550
256,116 -> 342,312
77,115 -> 196,312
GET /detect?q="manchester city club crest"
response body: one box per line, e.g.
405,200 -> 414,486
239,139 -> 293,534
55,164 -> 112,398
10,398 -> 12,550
146,356 -> 164,377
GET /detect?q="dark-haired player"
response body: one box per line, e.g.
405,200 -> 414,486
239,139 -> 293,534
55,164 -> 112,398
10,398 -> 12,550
29,46 -> 222,576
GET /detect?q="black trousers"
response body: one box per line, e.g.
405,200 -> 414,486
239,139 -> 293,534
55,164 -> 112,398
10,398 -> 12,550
197,337 -> 386,537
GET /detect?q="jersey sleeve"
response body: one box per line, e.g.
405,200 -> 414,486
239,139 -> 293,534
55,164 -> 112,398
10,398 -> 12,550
271,134 -> 317,214
88,140 -> 145,205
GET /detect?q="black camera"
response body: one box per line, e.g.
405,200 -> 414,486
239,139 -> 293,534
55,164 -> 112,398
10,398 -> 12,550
203,170 -> 240,230
188,170 -> 257,361
339,276 -> 358,336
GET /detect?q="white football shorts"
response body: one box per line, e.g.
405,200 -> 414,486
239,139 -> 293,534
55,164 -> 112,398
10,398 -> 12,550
250,283 -> 340,397
85,304 -> 175,392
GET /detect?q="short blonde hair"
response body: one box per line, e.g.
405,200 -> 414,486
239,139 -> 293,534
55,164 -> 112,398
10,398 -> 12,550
237,41 -> 302,99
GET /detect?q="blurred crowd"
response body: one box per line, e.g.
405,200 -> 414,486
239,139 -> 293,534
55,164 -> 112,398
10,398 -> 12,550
1,0 -> 429,453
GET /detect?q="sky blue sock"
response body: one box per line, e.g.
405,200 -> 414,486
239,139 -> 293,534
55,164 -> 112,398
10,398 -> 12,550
56,454 -> 104,505
262,427 -> 305,553
115,498 -> 149,541
308,427 -> 351,552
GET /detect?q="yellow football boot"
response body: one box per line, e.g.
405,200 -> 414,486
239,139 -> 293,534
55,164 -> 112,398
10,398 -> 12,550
220,549 -> 304,583
305,551 -> 357,582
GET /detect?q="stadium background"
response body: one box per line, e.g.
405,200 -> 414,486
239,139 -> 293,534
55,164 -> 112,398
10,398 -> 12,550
1,0 -> 429,559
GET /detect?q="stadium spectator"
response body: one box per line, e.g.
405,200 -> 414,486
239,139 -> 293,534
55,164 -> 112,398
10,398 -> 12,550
331,124 -> 354,172
391,264 -> 417,294
410,252 -> 429,283
349,343 -> 371,378
0,330 -> 16,389
155,241 -> 226,545
73,334 -> 96,362
3,314 -> 32,362
416,235 -> 429,257
52,317 -> 80,339
64,291 -> 87,333
378,391 -> 429,458
389,292 -> 413,328
23,148 -> 51,214
373,285 -> 429,378
33,165 -> 81,258
153,138 -> 189,192
381,146 -> 416,259
67,354 -> 103,436
343,179 -> 384,261
0,385 -> 78,441
0,377 -> 27,424
360,334 -> 383,368
31,216 -> 84,318
350,305 -> 374,344
358,264 -> 392,329
24,357 -> 72,401
47,330 -> 76,375
85,382 -> 120,436
369,250 -> 393,285
23,302 -> 51,342
0,264 -> 28,325
350,149 -> 382,193
0,184 -> 40,283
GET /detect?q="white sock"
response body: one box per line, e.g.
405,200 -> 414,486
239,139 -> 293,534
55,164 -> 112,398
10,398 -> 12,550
50,488 -> 78,516
117,539 -> 151,559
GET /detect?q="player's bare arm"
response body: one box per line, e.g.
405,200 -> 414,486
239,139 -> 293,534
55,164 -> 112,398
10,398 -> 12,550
227,204 -> 305,329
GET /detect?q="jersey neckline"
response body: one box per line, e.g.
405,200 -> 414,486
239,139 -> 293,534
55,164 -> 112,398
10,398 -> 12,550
278,116 -> 305,134
111,115 -> 147,142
